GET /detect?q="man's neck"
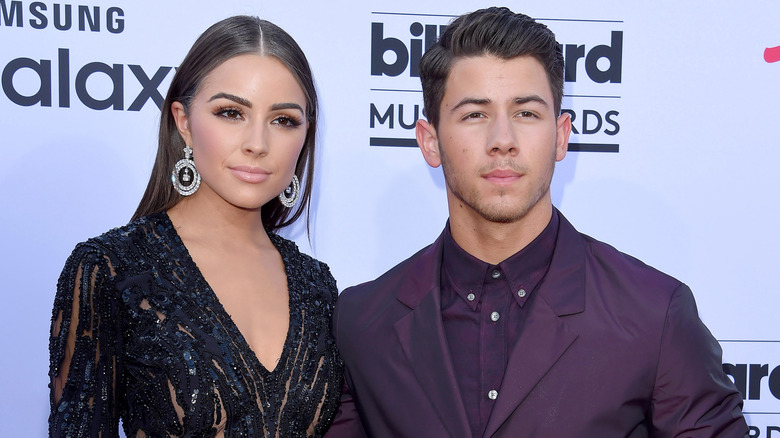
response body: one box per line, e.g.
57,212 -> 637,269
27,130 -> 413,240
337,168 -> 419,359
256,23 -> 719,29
448,202 -> 554,265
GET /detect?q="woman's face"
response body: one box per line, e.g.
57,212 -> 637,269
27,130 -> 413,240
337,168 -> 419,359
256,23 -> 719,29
172,54 -> 308,211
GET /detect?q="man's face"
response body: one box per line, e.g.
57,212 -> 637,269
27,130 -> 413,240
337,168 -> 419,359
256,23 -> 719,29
417,55 -> 570,225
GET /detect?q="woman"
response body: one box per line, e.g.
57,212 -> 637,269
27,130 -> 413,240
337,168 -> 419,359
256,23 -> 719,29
49,16 -> 342,437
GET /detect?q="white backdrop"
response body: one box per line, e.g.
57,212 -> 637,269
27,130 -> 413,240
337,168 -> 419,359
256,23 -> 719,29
1,1 -> 778,435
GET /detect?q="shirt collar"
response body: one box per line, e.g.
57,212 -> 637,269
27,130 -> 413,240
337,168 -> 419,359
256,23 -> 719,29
441,211 -> 560,308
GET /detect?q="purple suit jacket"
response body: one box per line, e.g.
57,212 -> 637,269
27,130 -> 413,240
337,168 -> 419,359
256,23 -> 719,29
326,211 -> 747,437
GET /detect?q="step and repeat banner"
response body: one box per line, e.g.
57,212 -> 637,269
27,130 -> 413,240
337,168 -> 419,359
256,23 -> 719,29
1,1 -> 778,435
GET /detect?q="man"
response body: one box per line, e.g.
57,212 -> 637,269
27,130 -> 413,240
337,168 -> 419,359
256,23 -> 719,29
326,7 -> 747,437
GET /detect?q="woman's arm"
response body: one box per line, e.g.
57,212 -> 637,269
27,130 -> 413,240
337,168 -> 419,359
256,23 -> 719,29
49,243 -> 122,437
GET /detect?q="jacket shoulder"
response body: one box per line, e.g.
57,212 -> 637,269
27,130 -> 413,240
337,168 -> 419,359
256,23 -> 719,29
341,242 -> 433,297
581,233 -> 683,292
336,242 -> 436,330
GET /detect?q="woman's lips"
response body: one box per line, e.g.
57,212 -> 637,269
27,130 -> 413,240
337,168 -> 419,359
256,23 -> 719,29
229,166 -> 269,183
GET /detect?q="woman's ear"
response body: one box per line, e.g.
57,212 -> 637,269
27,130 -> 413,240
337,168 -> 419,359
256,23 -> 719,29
171,102 -> 192,146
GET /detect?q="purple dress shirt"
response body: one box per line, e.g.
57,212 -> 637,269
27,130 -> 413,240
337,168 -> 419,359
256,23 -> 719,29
440,213 -> 559,437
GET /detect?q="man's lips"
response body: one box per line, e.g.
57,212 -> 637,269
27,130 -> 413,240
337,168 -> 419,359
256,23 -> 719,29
229,166 -> 270,183
483,169 -> 522,184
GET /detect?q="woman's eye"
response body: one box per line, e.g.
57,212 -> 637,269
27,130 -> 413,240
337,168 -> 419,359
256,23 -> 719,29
216,108 -> 243,119
273,116 -> 302,127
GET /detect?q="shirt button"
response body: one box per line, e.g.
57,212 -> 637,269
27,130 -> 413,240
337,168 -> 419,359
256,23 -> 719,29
490,311 -> 500,322
491,269 -> 501,279
467,293 -> 475,301
517,289 -> 526,298
488,389 -> 498,400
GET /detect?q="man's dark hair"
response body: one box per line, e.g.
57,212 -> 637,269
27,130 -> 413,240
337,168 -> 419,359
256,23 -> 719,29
419,7 -> 564,127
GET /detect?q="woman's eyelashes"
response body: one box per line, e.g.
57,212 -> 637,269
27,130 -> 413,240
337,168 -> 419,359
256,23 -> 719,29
212,106 -> 302,128
214,106 -> 244,120
272,114 -> 303,128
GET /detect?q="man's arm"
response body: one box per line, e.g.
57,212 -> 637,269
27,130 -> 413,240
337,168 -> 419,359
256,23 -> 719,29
325,372 -> 368,438
325,291 -> 368,438
649,283 -> 748,437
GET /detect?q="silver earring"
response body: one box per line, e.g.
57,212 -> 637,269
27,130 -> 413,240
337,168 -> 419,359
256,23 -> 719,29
171,145 -> 201,196
278,174 -> 300,208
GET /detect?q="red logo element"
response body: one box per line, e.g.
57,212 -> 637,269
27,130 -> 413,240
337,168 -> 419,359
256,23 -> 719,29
765,45 -> 780,63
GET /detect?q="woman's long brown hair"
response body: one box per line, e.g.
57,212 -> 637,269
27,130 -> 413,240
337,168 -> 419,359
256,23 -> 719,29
132,16 -> 318,234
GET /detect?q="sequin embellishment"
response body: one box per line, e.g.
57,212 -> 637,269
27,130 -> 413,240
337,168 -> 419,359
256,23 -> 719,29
48,213 -> 343,437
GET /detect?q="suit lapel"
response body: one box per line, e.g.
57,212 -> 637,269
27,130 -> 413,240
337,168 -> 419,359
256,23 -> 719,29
391,213 -> 588,437
393,232 -> 472,438
484,210 -> 586,437
483,299 -> 578,436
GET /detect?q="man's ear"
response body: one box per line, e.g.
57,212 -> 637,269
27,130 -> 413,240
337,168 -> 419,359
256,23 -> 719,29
555,111 -> 572,162
416,119 -> 442,168
171,101 -> 192,146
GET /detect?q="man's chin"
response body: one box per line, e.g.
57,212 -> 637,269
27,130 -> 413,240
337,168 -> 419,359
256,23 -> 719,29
478,207 -> 528,224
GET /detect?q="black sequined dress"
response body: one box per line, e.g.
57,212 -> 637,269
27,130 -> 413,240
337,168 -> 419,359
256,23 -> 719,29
49,212 -> 343,437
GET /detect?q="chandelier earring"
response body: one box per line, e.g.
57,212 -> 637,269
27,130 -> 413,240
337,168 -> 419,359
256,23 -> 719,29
171,145 -> 201,196
278,174 -> 300,208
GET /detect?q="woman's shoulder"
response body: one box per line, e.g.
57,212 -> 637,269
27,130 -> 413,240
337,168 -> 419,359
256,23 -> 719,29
67,213 -> 171,269
269,233 -> 337,298
268,233 -> 323,269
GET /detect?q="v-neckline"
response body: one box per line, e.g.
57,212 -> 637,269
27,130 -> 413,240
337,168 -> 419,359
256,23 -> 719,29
159,211 -> 295,376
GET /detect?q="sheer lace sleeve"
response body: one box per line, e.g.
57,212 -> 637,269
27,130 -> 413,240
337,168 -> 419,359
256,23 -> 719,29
47,220 -> 344,437
49,242 -> 122,437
